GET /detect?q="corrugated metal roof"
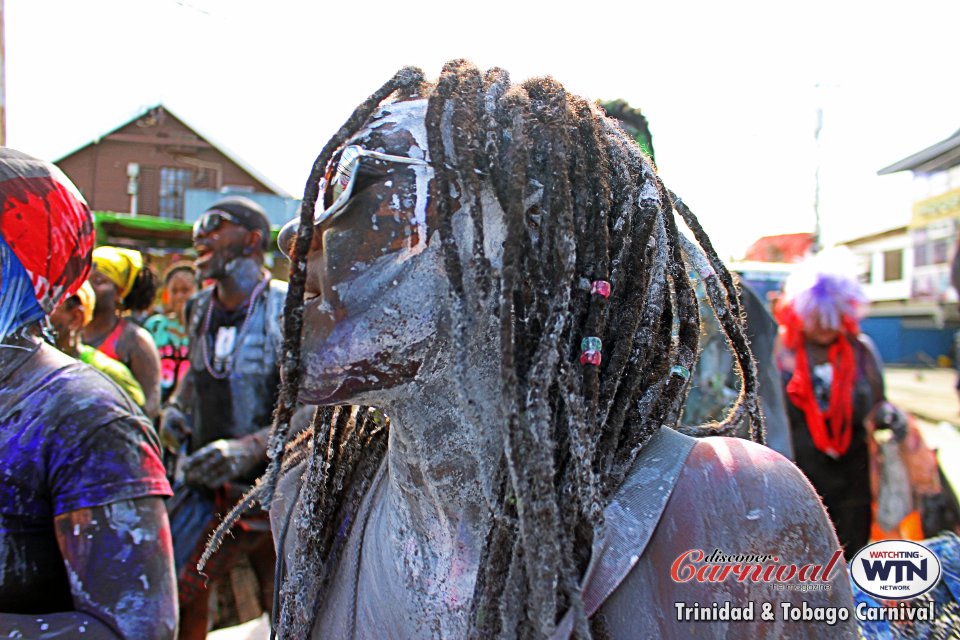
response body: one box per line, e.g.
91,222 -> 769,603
743,233 -> 814,263
878,128 -> 960,175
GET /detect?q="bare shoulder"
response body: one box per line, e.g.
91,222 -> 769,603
686,436 -> 822,504
596,437 -> 856,639
127,322 -> 160,354
668,437 -> 843,556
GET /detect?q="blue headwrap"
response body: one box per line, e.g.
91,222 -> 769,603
0,234 -> 45,343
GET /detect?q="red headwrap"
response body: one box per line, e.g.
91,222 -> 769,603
0,148 -> 94,313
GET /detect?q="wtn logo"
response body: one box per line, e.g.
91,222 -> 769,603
860,558 -> 927,583
850,541 -> 941,600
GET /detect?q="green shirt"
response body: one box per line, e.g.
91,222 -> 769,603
78,344 -> 146,408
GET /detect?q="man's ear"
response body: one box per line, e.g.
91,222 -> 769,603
68,306 -> 86,332
245,229 -> 264,255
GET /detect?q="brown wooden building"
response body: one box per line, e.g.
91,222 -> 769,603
55,104 -> 291,220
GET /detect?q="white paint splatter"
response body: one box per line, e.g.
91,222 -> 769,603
104,501 -> 149,545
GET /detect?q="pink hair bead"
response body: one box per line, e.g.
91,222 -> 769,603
590,280 -> 611,298
580,350 -> 601,366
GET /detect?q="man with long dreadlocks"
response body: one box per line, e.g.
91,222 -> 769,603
210,61 -> 856,639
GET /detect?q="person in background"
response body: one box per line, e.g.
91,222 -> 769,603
0,147 -> 176,639
49,280 -> 146,407
774,250 -> 904,559
83,246 -> 163,419
145,261 -> 197,403
159,196 -> 284,639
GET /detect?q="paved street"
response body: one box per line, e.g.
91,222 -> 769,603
208,614 -> 270,640
884,366 -> 959,428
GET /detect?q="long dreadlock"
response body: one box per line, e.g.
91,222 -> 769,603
204,60 -> 764,639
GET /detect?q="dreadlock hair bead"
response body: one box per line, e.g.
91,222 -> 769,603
590,280 -> 611,298
580,350 -> 602,366
670,364 -> 691,380
580,336 -> 603,353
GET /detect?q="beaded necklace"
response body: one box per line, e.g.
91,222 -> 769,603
200,276 -> 270,380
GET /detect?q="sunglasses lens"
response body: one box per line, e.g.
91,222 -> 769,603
194,212 -> 221,235
277,217 -> 298,258
322,147 -> 362,213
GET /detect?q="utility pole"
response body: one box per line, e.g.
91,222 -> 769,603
812,83 -> 823,254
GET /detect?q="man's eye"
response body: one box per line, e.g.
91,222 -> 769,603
351,164 -> 387,194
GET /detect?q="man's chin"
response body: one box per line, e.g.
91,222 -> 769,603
295,354 -> 424,407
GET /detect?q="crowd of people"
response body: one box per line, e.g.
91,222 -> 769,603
1,61 -> 958,640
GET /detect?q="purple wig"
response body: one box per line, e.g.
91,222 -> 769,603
782,249 -> 868,331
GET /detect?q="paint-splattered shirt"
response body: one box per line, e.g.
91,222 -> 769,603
0,345 -> 171,613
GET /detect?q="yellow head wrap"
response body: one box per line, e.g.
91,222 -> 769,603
73,281 -> 96,327
92,247 -> 143,300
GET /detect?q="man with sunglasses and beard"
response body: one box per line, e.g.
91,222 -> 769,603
159,196 -> 284,639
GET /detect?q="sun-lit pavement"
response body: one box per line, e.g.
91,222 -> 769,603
884,366 -> 960,428
202,366 -> 960,640
207,614 -> 270,640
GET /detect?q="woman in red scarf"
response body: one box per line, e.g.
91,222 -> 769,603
774,251 -> 892,559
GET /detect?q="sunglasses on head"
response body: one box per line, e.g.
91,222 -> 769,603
193,209 -> 241,236
277,145 -> 429,258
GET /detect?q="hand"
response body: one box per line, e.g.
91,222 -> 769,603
874,401 -> 908,442
181,437 -> 263,489
158,404 -> 191,453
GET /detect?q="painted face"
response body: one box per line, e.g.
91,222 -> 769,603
193,220 -> 250,281
805,319 -> 840,347
165,270 -> 196,316
291,100 -> 446,404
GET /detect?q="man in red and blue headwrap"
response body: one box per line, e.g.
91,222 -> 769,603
0,148 -> 177,639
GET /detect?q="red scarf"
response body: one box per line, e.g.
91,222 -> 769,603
776,304 -> 858,458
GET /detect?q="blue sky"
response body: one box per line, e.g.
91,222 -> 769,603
7,0 -> 959,258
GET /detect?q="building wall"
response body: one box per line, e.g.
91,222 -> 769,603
861,316 -> 955,365
184,189 -> 300,227
841,231 -> 912,302
56,107 -> 276,220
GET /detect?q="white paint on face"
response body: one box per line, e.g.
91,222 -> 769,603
358,100 -> 434,262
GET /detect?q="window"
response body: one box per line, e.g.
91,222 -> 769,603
855,252 -> 872,284
914,242 -> 930,267
883,249 -> 903,282
158,167 -> 193,219
932,238 -> 950,264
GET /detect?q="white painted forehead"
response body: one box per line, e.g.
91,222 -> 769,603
349,98 -> 429,156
